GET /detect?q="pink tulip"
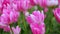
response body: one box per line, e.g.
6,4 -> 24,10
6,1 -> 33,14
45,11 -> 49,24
12,26 -> 21,34
12,0 -> 32,11
3,26 -> 10,32
0,22 -> 7,29
38,0 -> 47,8
29,0 -> 38,6
0,4 -> 19,32
53,8 -> 60,23
9,10 -> 19,23
46,0 -> 58,7
0,22 -> 10,32
38,0 -> 58,8
58,0 -> 60,4
0,13 -> 10,32
2,4 -> 19,24
26,10 -> 45,24
0,13 -> 10,24
20,0 -> 32,11
26,10 -> 45,34
0,0 -> 20,32
2,0 -> 10,6
30,23 -> 45,34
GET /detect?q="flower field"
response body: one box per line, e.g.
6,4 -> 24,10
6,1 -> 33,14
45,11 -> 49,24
0,0 -> 60,34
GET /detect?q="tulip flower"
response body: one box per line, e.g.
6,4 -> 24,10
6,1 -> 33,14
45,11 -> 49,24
26,10 -> 45,34
53,8 -> 60,23
12,26 -> 21,34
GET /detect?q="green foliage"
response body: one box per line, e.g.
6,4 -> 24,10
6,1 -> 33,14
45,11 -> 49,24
44,8 -> 60,34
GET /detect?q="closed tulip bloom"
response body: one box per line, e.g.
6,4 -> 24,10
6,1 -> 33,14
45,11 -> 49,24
12,26 -> 21,34
53,8 -> 60,23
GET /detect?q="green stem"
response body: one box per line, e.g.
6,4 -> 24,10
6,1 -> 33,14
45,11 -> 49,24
22,14 -> 26,29
22,12 -> 27,34
18,12 -> 21,26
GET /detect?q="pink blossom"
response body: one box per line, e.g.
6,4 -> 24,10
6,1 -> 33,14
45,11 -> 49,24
0,13 -> 10,32
26,10 -> 45,24
0,0 -> 20,32
38,0 -> 47,8
19,0 -> 32,11
38,0 -> 58,8
26,10 -> 45,34
29,0 -> 38,6
0,13 -> 10,25
0,3 -> 19,32
2,0 -> 10,6
0,22 -> 10,32
30,23 -> 45,34
12,0 -> 32,11
53,8 -> 60,23
46,0 -> 58,7
2,4 -> 19,24
1,9 -> 19,25
3,26 -> 10,32
12,26 -> 21,34
58,0 -> 60,5
9,10 -> 19,23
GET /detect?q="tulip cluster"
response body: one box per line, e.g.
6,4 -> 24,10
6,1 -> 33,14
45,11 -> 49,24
0,0 -> 20,33
0,0 -> 60,34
